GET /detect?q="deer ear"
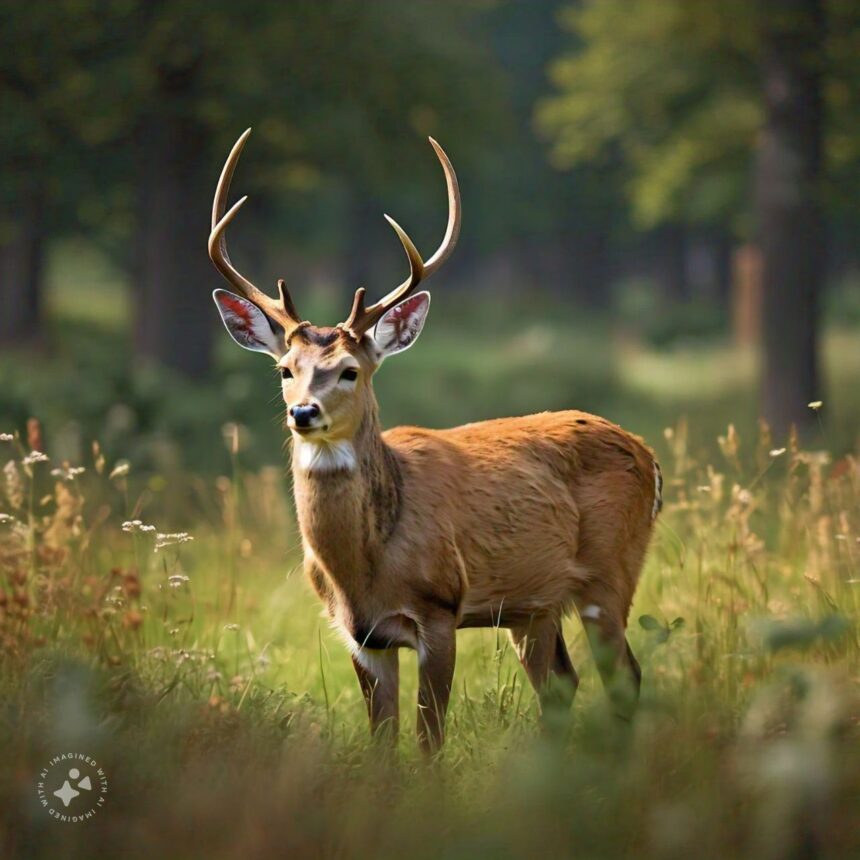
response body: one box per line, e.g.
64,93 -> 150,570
213,289 -> 284,358
371,292 -> 430,358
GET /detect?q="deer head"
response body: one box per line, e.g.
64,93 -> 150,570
209,129 -> 460,464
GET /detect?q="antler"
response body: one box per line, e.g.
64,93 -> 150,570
340,137 -> 461,340
208,129 -> 305,335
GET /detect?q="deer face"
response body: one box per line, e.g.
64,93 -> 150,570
213,289 -> 431,448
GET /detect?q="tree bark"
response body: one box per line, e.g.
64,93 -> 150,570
756,0 -> 825,434
0,180 -> 45,345
133,91 -> 212,378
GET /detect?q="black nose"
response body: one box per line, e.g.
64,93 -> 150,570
290,403 -> 321,428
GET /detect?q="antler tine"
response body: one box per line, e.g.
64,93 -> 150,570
340,138 -> 460,340
342,216 -> 425,338
209,129 -> 304,333
423,137 -> 461,277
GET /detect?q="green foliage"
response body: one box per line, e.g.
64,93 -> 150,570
638,614 -> 685,644
537,0 -> 860,231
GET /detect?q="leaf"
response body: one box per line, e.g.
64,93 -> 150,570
638,614 -> 663,631
671,617 -> 685,630
756,615 -> 852,653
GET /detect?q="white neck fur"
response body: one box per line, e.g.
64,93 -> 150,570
292,437 -> 357,474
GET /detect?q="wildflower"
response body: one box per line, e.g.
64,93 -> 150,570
769,448 -> 786,458
736,488 -> 753,506
122,520 -> 156,533
123,571 -> 141,599
123,610 -> 143,630
50,465 -> 86,481
224,623 -> 240,632
257,653 -> 271,669
0,513 -> 17,525
808,401 -> 823,411
109,461 -> 130,480
155,532 -> 194,551
206,668 -> 223,683
0,433 -> 13,442
696,486 -> 712,493
22,451 -> 49,466
168,573 -> 190,588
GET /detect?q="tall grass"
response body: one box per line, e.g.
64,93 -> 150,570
0,406 -> 858,859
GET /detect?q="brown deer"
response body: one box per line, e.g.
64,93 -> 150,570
209,129 -> 663,753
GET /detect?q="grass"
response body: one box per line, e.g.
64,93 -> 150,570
0,254 -> 859,858
1,404 -> 858,859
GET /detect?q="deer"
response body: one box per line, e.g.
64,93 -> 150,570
208,129 -> 663,753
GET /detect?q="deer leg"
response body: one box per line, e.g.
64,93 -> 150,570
509,615 -> 579,716
416,617 -> 457,755
575,593 -> 640,721
352,648 -> 399,744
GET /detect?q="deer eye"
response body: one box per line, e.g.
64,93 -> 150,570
280,367 -> 293,380
340,368 -> 358,382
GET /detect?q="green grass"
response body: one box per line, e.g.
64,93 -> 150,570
1,408 -> 858,859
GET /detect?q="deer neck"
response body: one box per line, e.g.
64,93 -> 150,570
291,406 -> 401,590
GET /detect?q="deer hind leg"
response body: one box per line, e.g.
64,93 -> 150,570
509,614 -> 579,715
574,585 -> 641,721
416,615 -> 457,755
351,648 -> 400,745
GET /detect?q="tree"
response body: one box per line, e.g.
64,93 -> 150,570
756,0 -> 825,433
539,0 -> 860,430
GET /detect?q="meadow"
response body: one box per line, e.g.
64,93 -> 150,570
0,265 -> 858,859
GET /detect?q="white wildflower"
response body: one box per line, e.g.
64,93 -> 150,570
155,532 -> 194,551
122,520 -> 157,534
0,433 -> 13,442
768,448 -> 786,458
0,513 -> 17,525
224,623 -> 240,632
51,465 -> 86,481
696,485 -> 712,493
808,400 -> 823,411
22,451 -> 49,466
168,573 -> 190,588
737,488 -> 753,506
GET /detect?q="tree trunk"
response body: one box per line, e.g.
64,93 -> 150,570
0,181 -> 45,345
657,224 -> 689,302
133,98 -> 212,378
756,0 -> 825,434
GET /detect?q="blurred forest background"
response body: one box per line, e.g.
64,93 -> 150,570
2,0 -> 859,476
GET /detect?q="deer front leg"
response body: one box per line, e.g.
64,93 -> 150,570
416,617 -> 457,755
352,648 -> 399,745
